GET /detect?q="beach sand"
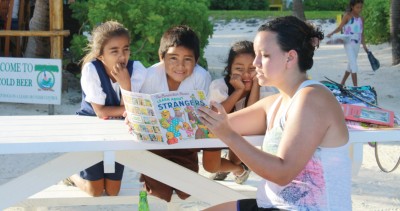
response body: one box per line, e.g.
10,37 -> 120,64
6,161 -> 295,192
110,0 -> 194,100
1,19 -> 400,210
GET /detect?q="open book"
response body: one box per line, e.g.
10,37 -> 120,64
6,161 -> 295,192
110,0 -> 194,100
341,104 -> 395,127
121,89 -> 213,144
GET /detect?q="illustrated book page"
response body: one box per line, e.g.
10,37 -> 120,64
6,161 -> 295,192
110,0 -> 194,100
121,89 -> 214,144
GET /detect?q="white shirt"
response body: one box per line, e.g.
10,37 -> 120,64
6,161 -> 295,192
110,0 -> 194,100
208,78 -> 278,111
80,61 -> 147,105
140,61 -> 212,95
12,0 -> 20,19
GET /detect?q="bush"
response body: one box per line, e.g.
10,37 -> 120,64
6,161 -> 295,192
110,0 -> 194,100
363,0 -> 390,44
303,0 -> 347,11
210,0 -> 268,10
70,0 -> 213,68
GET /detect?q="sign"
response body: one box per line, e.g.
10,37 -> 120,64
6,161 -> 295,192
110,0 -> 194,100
0,57 -> 62,105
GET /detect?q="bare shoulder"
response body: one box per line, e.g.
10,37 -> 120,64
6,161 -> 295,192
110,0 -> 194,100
290,85 -> 348,147
258,93 -> 280,112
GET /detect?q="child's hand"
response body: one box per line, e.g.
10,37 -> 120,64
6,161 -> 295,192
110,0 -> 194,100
112,62 -> 131,90
229,74 -> 245,91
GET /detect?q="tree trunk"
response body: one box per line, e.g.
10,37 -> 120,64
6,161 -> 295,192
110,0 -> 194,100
292,0 -> 306,21
24,0 -> 50,58
391,0 -> 400,65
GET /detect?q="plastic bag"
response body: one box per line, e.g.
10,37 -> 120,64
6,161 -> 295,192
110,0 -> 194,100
367,50 -> 380,71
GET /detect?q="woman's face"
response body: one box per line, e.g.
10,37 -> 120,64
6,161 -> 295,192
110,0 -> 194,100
253,31 -> 287,87
230,53 -> 256,91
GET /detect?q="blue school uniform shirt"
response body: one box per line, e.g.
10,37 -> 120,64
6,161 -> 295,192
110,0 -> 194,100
76,60 -> 135,116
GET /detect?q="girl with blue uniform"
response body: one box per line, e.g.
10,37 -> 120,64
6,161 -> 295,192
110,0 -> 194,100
69,21 -> 146,197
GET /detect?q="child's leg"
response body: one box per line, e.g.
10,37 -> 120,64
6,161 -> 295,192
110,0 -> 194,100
203,150 -> 242,173
351,73 -> 358,86
104,179 -> 122,196
70,174 -> 105,196
202,150 -> 223,172
341,71 -> 351,85
344,42 -> 360,86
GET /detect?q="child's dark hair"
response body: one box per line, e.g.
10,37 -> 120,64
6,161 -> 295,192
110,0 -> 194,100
82,21 -> 130,65
223,40 -> 255,112
348,0 -> 364,12
258,16 -> 324,72
158,25 -> 200,62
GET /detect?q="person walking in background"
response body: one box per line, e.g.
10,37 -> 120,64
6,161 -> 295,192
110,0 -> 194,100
326,0 -> 368,86
199,16 -> 351,210
203,40 -> 277,184
68,21 -> 147,197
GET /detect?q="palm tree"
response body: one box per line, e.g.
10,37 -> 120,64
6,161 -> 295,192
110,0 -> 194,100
391,0 -> 400,65
24,0 -> 50,58
292,0 -> 305,21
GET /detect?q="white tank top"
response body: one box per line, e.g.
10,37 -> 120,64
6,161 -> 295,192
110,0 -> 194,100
256,80 -> 352,211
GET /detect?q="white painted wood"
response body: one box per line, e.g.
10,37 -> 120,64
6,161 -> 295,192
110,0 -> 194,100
0,152 -> 103,209
103,151 -> 115,174
0,115 -> 399,209
116,150 -> 249,206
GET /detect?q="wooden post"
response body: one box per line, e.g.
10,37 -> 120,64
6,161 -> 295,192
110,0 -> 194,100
48,0 -> 64,115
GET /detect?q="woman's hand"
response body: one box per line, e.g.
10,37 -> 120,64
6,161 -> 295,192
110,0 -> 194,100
198,101 -> 234,141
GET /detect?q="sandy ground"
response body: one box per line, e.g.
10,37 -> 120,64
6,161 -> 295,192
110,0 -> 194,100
1,19 -> 400,210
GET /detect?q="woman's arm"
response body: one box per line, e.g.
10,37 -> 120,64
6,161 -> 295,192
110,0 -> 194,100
199,87 -> 347,186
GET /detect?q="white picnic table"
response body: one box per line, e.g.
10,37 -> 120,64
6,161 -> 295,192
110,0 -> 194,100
0,115 -> 399,209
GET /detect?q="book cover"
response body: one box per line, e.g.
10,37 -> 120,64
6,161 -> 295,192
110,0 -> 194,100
121,89 -> 214,144
341,104 -> 395,127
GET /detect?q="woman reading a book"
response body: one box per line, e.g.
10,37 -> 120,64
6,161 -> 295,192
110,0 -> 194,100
198,16 -> 352,210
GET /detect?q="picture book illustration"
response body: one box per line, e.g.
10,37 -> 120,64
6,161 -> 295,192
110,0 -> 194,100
341,104 -> 395,127
121,89 -> 214,144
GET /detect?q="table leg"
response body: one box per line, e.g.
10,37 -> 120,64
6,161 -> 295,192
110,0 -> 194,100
116,150 -> 248,206
0,152 -> 103,209
351,143 -> 363,177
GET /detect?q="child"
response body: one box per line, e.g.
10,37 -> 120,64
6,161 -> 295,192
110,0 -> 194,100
69,21 -> 147,196
137,25 -> 212,202
203,40 -> 277,184
199,16 -> 351,210
326,0 -> 368,86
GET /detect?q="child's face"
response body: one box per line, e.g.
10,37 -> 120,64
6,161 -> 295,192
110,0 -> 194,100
98,36 -> 130,74
162,46 -> 196,90
230,53 -> 256,91
352,3 -> 363,16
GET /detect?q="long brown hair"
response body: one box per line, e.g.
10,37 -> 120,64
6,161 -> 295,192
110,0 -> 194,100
82,21 -> 130,66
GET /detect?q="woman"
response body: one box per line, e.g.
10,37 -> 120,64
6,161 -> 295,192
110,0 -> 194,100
198,16 -> 351,210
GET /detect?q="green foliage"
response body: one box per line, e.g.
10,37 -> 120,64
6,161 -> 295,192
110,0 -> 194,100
363,0 -> 390,44
208,10 -> 340,21
70,0 -> 213,68
209,0 -> 268,10
303,0 -> 347,11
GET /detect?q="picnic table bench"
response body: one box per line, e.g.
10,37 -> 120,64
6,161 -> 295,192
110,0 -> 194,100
0,115 -> 399,210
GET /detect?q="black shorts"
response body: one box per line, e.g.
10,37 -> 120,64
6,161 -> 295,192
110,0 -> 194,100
237,199 -> 286,211
80,161 -> 124,181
